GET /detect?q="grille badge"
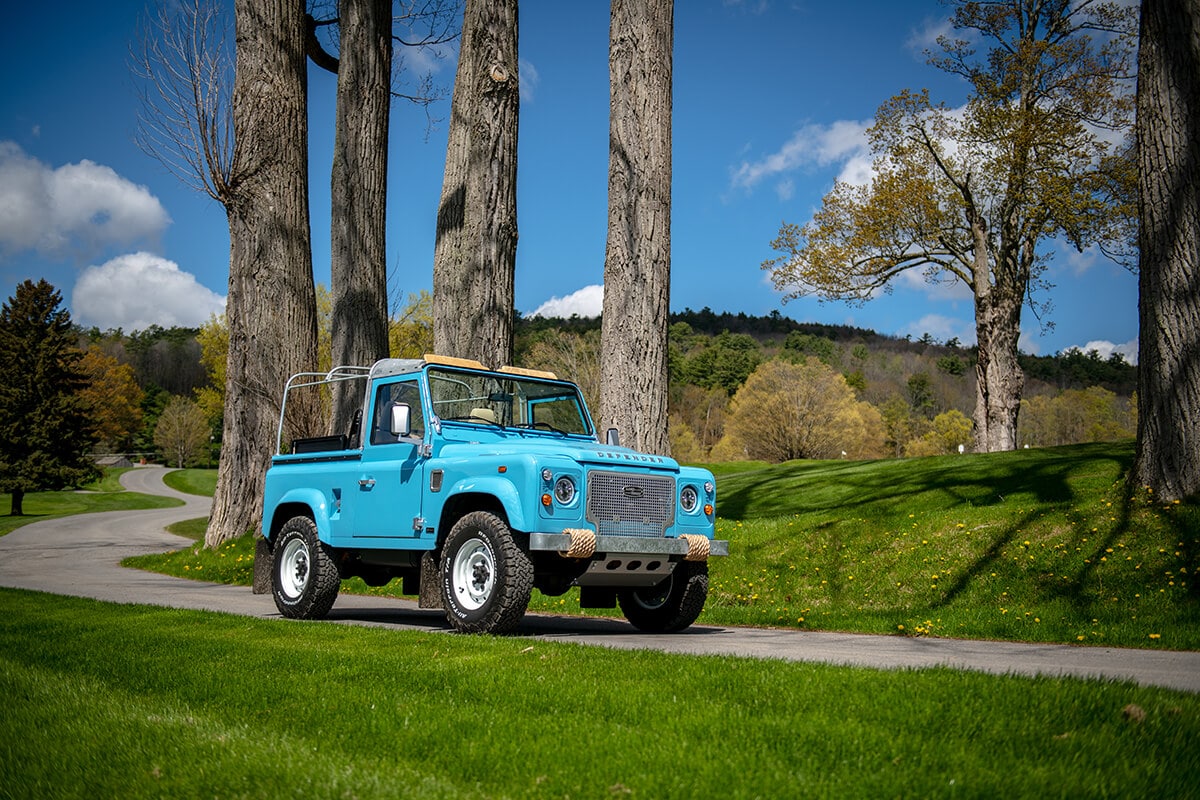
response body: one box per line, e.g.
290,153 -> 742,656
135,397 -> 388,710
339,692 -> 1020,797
623,485 -> 644,499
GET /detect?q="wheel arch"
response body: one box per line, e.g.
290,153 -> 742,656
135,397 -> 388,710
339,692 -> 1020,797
436,491 -> 514,547
264,489 -> 332,544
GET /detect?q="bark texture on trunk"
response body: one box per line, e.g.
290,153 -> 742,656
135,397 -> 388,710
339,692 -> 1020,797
599,0 -> 673,457
207,0 -> 318,548
432,0 -> 519,368
1133,0 -> 1200,501
330,0 -> 392,435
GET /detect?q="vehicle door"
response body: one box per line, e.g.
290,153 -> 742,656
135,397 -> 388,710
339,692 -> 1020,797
353,378 -> 426,539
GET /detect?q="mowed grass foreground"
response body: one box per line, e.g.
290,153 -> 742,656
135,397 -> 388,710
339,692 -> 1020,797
2,589 -> 1198,799
134,442 -> 1200,650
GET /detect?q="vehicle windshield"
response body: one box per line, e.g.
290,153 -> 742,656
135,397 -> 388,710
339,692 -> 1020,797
427,368 -> 593,436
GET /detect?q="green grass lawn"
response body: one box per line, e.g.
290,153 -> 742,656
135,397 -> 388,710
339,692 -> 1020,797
2,588 -> 1197,799
0,474 -> 182,538
131,442 -> 1200,650
162,468 -> 217,498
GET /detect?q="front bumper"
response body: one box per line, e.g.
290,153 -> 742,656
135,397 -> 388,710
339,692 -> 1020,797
528,532 -> 729,558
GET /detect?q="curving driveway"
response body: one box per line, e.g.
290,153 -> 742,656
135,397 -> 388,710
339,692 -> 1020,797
1,466 -> 1197,693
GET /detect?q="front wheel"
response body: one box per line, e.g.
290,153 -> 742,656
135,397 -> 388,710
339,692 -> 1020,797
272,516 -> 340,620
618,561 -> 709,633
440,511 -> 533,634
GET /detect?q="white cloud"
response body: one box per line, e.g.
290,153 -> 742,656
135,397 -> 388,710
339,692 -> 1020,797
72,252 -> 226,331
1061,244 -> 1104,276
775,178 -> 794,202
1065,338 -> 1139,365
0,142 -> 170,261
905,15 -> 956,57
519,58 -> 540,103
730,119 -> 871,192
528,284 -> 604,319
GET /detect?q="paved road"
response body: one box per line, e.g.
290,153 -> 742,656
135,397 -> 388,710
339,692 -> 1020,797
2,466 -> 1197,693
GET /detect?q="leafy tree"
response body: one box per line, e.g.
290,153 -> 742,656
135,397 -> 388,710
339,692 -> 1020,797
599,0 -> 673,455
680,331 -> 761,394
78,347 -> 144,452
668,414 -> 703,464
1133,0 -> 1200,501
124,326 -> 205,396
388,290 -> 434,360
936,355 -> 968,377
763,0 -> 1137,453
432,0 -> 519,367
670,384 -> 729,458
522,328 -> 601,414
879,395 -> 919,458
194,314 -> 227,426
722,358 -> 885,462
782,332 -> 839,366
154,396 -> 211,468
1019,387 -> 1134,447
0,280 -> 98,515
906,409 -> 973,457
906,372 -> 937,419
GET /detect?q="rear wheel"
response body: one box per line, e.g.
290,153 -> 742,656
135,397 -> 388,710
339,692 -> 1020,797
440,511 -> 533,634
618,561 -> 708,633
272,516 -> 340,619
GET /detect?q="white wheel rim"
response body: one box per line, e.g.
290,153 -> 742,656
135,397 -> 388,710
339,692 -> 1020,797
279,538 -> 310,599
452,536 -> 494,611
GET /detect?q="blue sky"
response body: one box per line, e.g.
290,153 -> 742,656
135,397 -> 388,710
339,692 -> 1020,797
0,0 -> 1139,361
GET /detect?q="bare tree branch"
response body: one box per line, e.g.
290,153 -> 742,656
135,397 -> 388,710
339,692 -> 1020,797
131,0 -> 237,201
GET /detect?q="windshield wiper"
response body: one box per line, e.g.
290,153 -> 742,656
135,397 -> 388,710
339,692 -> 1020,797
513,421 -> 567,435
444,413 -> 505,428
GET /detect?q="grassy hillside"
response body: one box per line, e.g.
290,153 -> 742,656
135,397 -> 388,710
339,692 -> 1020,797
703,441 -> 1199,647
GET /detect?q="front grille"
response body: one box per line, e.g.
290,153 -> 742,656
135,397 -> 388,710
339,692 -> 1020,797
586,471 -> 675,538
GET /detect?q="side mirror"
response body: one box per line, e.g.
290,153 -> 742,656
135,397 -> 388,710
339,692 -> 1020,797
605,427 -> 620,446
390,403 -> 412,437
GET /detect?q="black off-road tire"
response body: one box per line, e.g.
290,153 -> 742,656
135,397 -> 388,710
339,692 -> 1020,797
272,516 -> 341,620
440,511 -> 534,634
618,560 -> 709,633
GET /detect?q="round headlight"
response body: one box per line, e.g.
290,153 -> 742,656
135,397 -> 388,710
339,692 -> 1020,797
553,476 -> 576,505
680,485 -> 699,513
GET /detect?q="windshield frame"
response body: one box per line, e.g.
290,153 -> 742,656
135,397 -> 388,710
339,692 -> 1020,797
425,366 -> 595,438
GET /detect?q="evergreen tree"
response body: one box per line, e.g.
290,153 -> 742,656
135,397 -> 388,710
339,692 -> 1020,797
0,280 -> 98,515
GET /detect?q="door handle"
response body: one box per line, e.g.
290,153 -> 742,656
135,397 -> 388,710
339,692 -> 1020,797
359,477 -> 376,489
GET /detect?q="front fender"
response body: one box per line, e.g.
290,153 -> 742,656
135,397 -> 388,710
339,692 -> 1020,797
265,487 -> 335,543
441,474 -> 529,532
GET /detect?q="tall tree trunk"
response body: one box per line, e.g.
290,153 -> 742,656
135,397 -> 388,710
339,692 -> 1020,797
599,0 -> 673,457
206,0 -> 318,548
1133,0 -> 1200,501
973,286 -> 1024,452
432,0 -> 519,368
10,488 -> 23,517
330,0 -> 392,435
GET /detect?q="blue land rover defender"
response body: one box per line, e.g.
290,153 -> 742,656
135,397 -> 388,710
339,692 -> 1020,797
262,355 -> 726,634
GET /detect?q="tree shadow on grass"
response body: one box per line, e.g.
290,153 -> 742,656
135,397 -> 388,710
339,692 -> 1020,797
716,442 -> 1132,522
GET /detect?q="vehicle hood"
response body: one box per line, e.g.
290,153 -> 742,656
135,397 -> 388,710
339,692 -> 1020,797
435,433 -> 681,472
